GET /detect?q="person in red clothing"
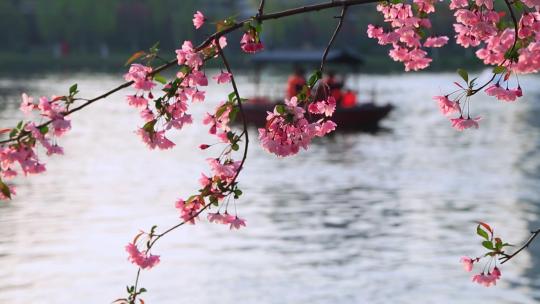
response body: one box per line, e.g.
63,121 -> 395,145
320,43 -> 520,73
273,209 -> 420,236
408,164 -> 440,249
342,89 -> 357,108
286,67 -> 306,99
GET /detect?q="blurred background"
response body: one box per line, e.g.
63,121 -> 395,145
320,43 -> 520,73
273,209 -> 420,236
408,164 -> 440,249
1,1 -> 540,304
0,0 -> 482,73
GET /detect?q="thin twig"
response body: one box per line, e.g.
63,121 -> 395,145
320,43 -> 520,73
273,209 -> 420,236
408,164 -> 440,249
499,229 -> 540,264
215,39 -> 249,186
320,5 -> 349,73
257,0 -> 266,18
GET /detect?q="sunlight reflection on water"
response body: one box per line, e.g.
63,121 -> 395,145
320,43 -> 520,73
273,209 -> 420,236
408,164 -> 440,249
0,72 -> 539,303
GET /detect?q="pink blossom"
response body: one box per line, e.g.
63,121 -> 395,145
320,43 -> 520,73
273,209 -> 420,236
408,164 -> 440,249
207,212 -> 224,223
175,198 -> 203,224
20,93 -> 35,115
472,269 -> 500,287
207,158 -> 240,182
424,36 -> 449,48
240,32 -> 264,54
192,90 -> 206,103
136,129 -> 175,150
125,243 -> 160,269
140,108 -> 155,122
451,116 -> 481,131
192,11 -> 205,29
434,95 -> 460,115
315,120 -> 337,137
126,95 -> 148,108
212,72 -> 232,84
199,173 -> 212,188
460,256 -> 474,272
229,216 -> 247,230
485,84 -> 522,102
124,64 -> 155,91
308,97 -> 336,117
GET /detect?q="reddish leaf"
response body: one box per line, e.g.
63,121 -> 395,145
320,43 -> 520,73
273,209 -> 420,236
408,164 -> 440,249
479,222 -> 493,233
453,82 -> 464,89
0,128 -> 11,135
125,51 -> 146,66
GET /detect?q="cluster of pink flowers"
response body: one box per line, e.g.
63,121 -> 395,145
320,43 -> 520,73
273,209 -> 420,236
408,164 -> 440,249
258,96 -> 336,157
126,36 -> 230,150
461,257 -> 502,287
207,212 -> 246,230
485,83 -> 522,102
434,92 -> 482,131
452,1 -> 540,75
367,0 -> 448,71
0,93 -> 72,200
125,243 -> 160,269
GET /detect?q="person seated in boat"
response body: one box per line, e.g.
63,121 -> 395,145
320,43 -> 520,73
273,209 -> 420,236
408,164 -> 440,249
324,71 -> 344,105
341,89 -> 357,108
286,66 -> 306,99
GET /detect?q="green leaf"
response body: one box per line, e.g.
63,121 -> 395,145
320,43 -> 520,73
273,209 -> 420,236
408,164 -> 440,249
275,104 -> 286,115
0,180 -> 11,199
255,22 -> 263,34
39,126 -> 49,135
149,41 -> 160,54
457,68 -> 469,84
307,71 -> 322,88
209,196 -> 218,206
139,288 -> 147,293
228,92 -> 237,102
477,224 -> 489,240
153,74 -> 167,85
492,66 -> 506,74
69,84 -> 78,95
482,240 -> 494,250
226,131 -> 235,141
9,128 -> 18,138
229,106 -> 239,123
217,17 -> 237,32
231,143 -> 239,151
142,120 -> 156,134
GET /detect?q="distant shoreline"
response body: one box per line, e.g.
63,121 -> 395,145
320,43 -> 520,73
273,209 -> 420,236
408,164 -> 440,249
0,51 -> 485,75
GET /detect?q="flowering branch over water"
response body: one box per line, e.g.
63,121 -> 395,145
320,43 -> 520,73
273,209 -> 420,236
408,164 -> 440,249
460,223 -> 540,287
1,0 -> 540,301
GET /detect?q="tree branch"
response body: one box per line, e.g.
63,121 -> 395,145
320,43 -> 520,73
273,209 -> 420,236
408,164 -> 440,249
320,5 -> 349,73
499,229 -> 540,264
215,39 -> 249,186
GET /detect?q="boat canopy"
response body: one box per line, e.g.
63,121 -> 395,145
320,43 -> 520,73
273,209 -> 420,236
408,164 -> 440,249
250,49 -> 364,66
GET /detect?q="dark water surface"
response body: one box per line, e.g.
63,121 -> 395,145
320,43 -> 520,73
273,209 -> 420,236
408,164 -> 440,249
0,72 -> 539,303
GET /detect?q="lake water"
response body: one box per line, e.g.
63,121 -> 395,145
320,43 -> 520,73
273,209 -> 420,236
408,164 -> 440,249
0,72 -> 539,304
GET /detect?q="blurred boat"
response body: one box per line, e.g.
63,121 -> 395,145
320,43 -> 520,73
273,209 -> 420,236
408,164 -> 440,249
240,49 -> 393,131
243,97 -> 393,131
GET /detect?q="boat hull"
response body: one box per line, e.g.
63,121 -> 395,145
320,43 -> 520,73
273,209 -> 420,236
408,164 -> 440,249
238,101 -> 393,131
